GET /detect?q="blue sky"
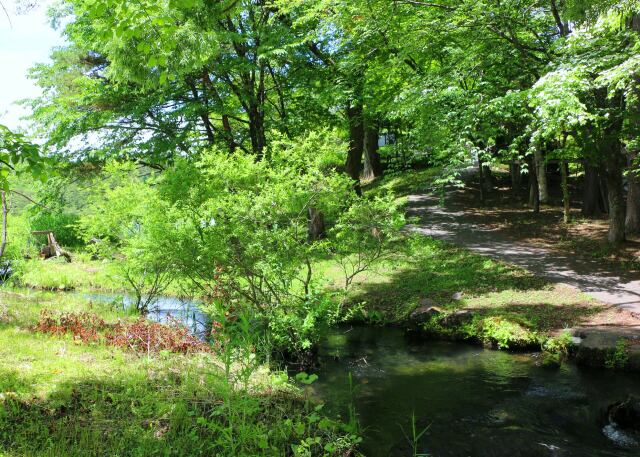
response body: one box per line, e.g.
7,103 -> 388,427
0,1 -> 64,131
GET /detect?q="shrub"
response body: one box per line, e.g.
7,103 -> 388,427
78,135 -> 404,364
30,211 -> 83,248
2,212 -> 36,261
34,310 -> 107,342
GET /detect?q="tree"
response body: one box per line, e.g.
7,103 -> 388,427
0,125 -> 46,259
29,0 -> 333,164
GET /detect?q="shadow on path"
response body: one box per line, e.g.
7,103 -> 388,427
408,193 -> 640,313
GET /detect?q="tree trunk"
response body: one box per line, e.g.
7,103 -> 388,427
606,164 -> 626,243
603,132 -> 626,243
626,148 -> 640,235
248,66 -> 267,158
625,14 -> 640,234
528,156 -> 540,213
483,164 -> 494,194
307,207 -> 325,241
534,147 -> 548,204
478,159 -> 485,204
248,104 -> 266,158
363,123 -> 383,179
346,103 -> 364,195
509,162 -> 522,194
582,163 -> 607,217
221,114 -> 236,154
560,160 -> 571,223
0,191 -> 6,259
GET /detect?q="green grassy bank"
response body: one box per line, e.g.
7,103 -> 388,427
0,290 -> 360,457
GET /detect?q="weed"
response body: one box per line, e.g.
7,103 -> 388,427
1,290 -> 361,456
34,310 -> 107,342
399,412 -> 430,457
605,339 -> 630,370
106,318 -> 210,355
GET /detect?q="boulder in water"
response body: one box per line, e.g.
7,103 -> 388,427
608,396 -> 640,431
442,309 -> 474,326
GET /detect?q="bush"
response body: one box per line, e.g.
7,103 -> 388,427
30,211 -> 83,248
79,135 -> 404,365
78,162 -> 175,311
2,212 -> 36,261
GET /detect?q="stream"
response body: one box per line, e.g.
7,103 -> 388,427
83,294 -> 640,456
312,326 -> 640,457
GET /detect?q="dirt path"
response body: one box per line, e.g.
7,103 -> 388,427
408,192 -> 640,314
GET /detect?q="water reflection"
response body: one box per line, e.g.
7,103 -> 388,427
313,326 -> 640,457
82,292 -> 210,339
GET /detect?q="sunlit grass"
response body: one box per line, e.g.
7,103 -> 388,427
17,258 -> 121,292
0,289 -> 359,456
315,233 -> 600,351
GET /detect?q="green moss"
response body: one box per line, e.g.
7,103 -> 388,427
477,316 -> 539,349
419,314 -> 539,350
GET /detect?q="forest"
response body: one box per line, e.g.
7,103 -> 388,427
1,0 -> 640,456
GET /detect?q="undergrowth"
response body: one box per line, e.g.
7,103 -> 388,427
0,290 -> 362,456
34,310 -> 209,354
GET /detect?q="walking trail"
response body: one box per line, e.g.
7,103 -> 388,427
407,192 -> 640,315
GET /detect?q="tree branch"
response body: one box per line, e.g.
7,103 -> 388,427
398,0 -> 455,11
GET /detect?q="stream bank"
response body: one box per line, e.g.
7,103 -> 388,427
406,303 -> 640,372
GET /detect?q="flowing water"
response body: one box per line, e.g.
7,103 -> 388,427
312,326 -> 640,457
78,294 -> 640,456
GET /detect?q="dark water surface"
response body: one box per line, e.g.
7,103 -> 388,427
312,326 -> 640,457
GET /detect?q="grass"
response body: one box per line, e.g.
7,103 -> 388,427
362,167 -> 442,202
319,233 -> 603,350
0,289 -> 360,456
14,256 -> 185,296
16,257 -> 122,292
321,235 -> 592,319
324,166 -> 612,351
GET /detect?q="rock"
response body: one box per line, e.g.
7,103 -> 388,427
409,304 -> 442,323
442,310 -> 474,326
571,327 -> 640,371
0,261 -> 13,283
608,397 -> 640,431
